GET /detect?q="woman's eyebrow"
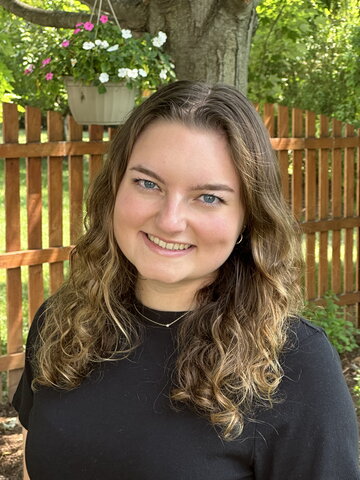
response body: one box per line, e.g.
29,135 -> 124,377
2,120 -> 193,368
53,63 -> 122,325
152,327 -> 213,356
129,165 -> 164,183
129,165 -> 235,193
191,183 -> 235,193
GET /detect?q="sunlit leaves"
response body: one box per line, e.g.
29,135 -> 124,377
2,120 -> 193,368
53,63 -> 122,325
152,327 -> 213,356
249,0 -> 360,126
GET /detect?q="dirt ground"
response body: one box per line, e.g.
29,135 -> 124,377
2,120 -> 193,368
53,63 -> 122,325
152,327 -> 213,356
1,348 -> 359,480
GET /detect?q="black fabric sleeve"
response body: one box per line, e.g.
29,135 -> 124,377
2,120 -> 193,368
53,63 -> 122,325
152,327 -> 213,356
12,303 -> 47,430
253,321 -> 360,479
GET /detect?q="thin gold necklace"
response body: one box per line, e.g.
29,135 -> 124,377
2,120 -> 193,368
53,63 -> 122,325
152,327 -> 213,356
133,304 -> 188,328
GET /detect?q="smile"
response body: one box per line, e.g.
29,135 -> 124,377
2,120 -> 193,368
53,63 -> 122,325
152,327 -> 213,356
146,234 -> 192,251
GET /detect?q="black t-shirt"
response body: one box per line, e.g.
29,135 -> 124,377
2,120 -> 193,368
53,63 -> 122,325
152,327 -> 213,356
13,303 -> 360,479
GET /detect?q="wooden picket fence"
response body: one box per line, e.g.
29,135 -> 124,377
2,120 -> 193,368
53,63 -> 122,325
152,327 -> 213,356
0,102 -> 359,400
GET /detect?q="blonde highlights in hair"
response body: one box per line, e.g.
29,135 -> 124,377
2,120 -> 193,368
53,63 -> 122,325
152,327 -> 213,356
33,81 -> 303,440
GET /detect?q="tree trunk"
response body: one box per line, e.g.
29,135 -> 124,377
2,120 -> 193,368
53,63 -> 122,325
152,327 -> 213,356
149,0 -> 258,93
0,0 -> 260,92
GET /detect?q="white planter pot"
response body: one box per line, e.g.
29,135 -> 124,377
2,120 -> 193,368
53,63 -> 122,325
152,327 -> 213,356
64,78 -> 137,125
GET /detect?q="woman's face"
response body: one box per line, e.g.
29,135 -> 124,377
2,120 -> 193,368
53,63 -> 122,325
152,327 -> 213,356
113,120 -> 245,296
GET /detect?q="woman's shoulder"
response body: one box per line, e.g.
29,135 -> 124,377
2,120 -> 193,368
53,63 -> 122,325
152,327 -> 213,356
284,315 -> 331,354
279,315 -> 344,390
26,301 -> 49,348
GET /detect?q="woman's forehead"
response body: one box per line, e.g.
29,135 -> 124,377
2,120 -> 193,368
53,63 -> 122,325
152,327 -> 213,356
126,120 -> 240,189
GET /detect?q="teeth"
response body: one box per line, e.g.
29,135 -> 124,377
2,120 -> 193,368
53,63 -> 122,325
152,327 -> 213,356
147,234 -> 192,251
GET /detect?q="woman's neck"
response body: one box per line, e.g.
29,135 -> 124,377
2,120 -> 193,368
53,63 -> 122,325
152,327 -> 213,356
135,279 -> 199,312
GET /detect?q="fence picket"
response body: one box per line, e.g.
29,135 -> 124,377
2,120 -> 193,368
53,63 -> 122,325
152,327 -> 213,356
344,124 -> 355,293
292,108 -> 303,221
48,111 -> 64,294
305,111 -> 316,299
89,125 -> 104,183
68,117 -> 84,245
331,119 -> 342,294
264,104 -> 275,137
319,116 -> 329,296
278,106 -> 289,203
3,103 -> 23,400
26,106 -> 44,323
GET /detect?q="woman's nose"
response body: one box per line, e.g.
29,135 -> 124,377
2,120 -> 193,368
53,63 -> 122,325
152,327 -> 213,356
155,196 -> 187,234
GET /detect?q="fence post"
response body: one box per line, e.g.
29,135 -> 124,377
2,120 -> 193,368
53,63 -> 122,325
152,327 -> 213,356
4,103 -> 23,401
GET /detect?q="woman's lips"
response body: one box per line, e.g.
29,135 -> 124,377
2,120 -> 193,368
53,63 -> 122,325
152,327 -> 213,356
141,232 -> 195,256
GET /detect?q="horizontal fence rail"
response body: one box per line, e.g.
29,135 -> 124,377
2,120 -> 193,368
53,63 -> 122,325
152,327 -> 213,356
0,102 -> 359,400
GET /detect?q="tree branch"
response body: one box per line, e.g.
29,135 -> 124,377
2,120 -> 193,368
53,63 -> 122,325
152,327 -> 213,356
0,0 -> 90,28
0,0 -> 149,30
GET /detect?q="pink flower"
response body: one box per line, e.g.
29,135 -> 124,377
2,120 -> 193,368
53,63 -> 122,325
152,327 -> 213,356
61,40 -> 70,47
100,15 -> 108,24
24,64 -> 34,75
45,72 -> 54,81
73,28 -> 81,34
42,57 -> 51,66
83,22 -> 94,31
75,23 -> 84,27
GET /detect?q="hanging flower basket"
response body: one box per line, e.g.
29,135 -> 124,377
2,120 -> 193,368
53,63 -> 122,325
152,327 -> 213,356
64,77 -> 137,125
23,2 -> 176,125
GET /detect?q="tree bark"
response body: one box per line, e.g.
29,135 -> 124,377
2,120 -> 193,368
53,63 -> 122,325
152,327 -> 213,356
0,0 -> 260,91
148,0 -> 259,93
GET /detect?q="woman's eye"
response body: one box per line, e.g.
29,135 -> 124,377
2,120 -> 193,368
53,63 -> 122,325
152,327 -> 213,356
199,194 -> 223,205
135,179 -> 159,190
143,180 -> 157,189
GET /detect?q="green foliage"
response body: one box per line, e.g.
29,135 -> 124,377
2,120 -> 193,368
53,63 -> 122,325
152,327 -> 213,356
354,371 -> 360,411
0,6 -> 70,112
302,292 -> 360,353
0,1 -> 175,113
28,19 -> 175,97
249,0 -> 360,126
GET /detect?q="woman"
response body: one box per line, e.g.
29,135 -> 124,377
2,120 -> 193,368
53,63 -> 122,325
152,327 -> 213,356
13,81 -> 359,479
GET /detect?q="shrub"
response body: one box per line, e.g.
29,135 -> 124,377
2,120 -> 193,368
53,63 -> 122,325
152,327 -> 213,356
302,292 -> 360,354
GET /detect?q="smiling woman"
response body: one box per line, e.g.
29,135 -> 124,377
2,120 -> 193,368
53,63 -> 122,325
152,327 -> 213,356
12,81 -> 360,480
113,120 -> 244,301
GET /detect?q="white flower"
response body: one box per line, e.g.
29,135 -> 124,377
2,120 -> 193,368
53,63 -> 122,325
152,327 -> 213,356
107,44 -> 119,52
118,68 -> 127,78
70,58 -> 77,67
95,39 -> 102,46
121,29 -> 132,39
127,68 -> 138,78
83,41 -> 95,50
158,31 -> 167,43
138,68 -> 147,77
99,72 -> 109,83
152,31 -> 167,48
159,69 -> 167,79
100,40 -> 109,49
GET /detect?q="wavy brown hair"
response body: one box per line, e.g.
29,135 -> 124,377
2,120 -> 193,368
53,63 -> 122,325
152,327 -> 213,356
33,81 -> 303,440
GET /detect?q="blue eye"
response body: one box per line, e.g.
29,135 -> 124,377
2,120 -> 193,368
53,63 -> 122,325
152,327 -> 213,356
134,178 -> 159,190
201,194 -> 220,205
143,180 -> 157,189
